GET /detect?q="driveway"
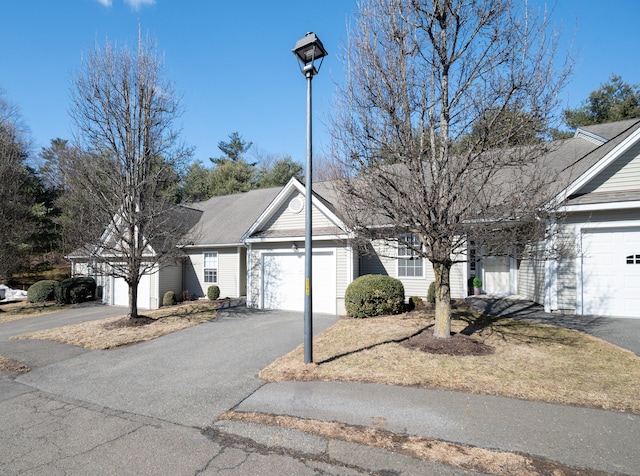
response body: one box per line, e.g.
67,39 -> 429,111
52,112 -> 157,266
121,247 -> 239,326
467,296 -> 640,356
8,305 -> 338,428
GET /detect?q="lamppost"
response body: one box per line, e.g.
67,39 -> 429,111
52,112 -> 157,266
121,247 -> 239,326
292,32 -> 327,364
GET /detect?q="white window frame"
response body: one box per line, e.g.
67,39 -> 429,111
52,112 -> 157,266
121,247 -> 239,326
204,252 -> 218,284
397,234 -> 424,278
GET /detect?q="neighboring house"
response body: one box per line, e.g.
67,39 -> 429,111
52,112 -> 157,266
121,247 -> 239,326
69,119 -> 640,318
481,119 -> 640,318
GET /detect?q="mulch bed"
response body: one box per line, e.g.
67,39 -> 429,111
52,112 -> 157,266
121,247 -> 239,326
401,328 -> 494,356
103,316 -> 157,329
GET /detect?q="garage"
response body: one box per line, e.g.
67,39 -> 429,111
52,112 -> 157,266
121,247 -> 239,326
110,274 -> 152,309
261,250 -> 336,314
581,228 -> 640,318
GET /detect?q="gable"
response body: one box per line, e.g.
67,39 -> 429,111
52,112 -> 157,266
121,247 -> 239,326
243,178 -> 349,242
576,142 -> 640,195
260,190 -> 337,232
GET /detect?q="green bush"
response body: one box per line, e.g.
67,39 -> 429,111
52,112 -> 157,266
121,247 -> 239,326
410,295 -> 424,308
55,277 -> 97,304
345,274 -> 405,318
207,285 -> 220,301
473,277 -> 482,288
427,281 -> 437,303
27,280 -> 59,303
163,290 -> 176,306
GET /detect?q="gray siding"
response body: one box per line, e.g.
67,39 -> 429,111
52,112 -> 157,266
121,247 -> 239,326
517,255 -> 545,304
261,191 -> 335,231
362,239 -> 465,299
580,144 -> 640,193
158,264 -> 183,304
184,248 -> 242,299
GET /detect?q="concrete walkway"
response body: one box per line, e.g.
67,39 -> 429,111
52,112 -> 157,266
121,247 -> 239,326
1,301 -> 639,474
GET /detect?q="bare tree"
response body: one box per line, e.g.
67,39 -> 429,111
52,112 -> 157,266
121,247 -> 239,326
69,34 -> 194,318
331,0 -> 571,338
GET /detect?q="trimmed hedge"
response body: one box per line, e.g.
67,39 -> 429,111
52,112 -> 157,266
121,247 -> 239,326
163,290 -> 176,306
27,280 -> 59,303
55,277 -> 97,304
207,285 -> 220,301
345,274 -> 405,318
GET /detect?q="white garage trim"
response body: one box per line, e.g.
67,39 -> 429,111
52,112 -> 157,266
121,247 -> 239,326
578,223 -> 640,318
259,248 -> 337,314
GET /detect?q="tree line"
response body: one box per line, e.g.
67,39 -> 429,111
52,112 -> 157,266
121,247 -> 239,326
2,2 -> 640,321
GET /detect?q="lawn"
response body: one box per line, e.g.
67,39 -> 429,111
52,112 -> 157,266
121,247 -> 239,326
260,307 -> 640,414
10,302 -> 218,350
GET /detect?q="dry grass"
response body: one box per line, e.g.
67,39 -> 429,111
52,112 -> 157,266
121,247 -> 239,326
11,302 -> 217,350
0,356 -> 30,373
260,309 -> 640,414
220,411 -> 604,476
0,301 -> 68,324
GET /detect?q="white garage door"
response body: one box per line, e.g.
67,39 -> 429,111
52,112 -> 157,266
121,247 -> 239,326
582,228 -> 640,318
112,274 -> 152,309
262,251 -> 336,314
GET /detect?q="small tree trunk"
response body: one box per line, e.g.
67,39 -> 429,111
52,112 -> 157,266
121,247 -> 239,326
127,279 -> 139,319
433,262 -> 452,338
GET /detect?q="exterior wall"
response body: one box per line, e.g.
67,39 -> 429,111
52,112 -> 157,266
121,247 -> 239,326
360,239 -> 466,299
580,143 -> 640,194
517,250 -> 545,304
158,263 -> 183,304
184,247 -> 242,299
262,191 -> 335,231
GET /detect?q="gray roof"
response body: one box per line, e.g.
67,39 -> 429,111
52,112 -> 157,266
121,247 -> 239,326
579,119 -> 640,141
186,187 -> 282,246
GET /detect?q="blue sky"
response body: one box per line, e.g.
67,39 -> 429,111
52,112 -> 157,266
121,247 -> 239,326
2,1 -> 640,167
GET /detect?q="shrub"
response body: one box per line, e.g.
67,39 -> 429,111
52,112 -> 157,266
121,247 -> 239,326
410,295 -> 424,309
27,280 -> 59,303
473,277 -> 482,288
180,290 -> 192,302
55,277 -> 97,304
163,290 -> 176,306
345,274 -> 405,318
207,285 -> 220,301
427,281 -> 437,303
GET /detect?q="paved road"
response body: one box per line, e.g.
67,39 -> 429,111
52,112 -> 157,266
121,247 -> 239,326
1,301 -> 639,474
1,304 -> 469,475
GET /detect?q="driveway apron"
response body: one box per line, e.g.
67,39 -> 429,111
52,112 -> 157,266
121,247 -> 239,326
14,309 -> 338,428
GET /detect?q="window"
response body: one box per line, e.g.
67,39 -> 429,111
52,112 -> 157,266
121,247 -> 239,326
626,254 -> 640,264
398,234 -> 424,277
204,252 -> 218,283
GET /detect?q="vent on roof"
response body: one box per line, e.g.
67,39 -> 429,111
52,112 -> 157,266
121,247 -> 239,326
574,128 -> 607,145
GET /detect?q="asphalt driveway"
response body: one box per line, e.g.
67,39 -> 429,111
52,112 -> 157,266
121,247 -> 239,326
9,304 -> 339,428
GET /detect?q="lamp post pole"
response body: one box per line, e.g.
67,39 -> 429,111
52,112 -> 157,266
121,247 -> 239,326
303,65 -> 314,364
292,32 -> 327,364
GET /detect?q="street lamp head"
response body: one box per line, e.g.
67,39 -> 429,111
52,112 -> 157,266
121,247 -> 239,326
292,32 -> 328,76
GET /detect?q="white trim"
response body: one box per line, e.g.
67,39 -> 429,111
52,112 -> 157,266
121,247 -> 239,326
560,200 -> 640,213
183,243 -> 242,249
245,234 -> 350,244
544,220 -> 558,312
246,243 -> 254,307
